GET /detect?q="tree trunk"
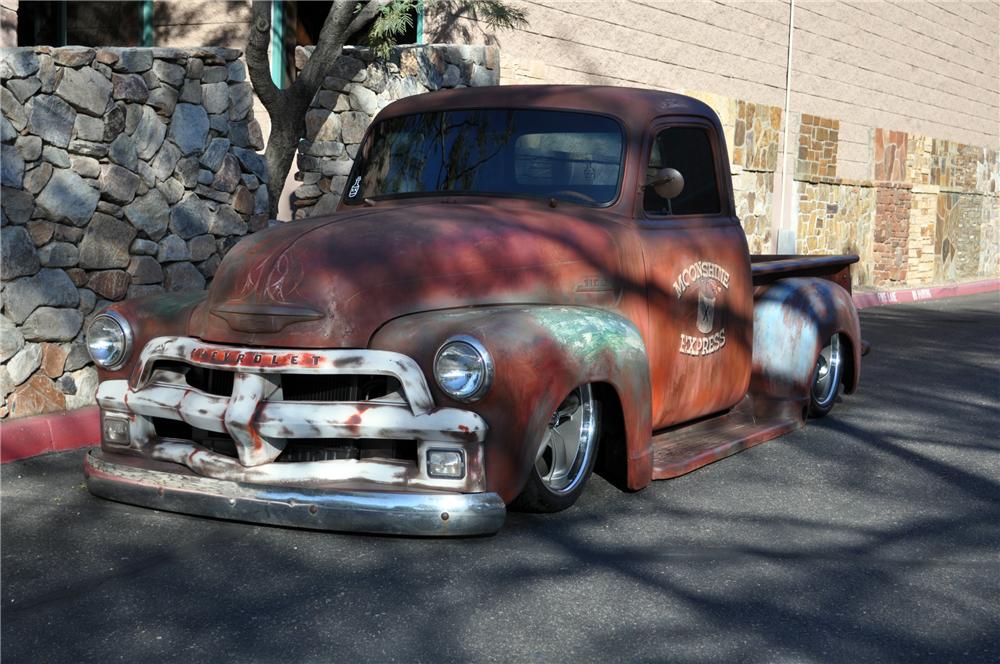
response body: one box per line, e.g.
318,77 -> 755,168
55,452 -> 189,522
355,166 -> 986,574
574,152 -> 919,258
262,100 -> 308,220
246,1 -> 385,221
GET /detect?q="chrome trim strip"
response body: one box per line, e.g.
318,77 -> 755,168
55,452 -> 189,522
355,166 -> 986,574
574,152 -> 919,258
433,334 -> 495,403
88,311 -> 134,370
85,450 -> 506,537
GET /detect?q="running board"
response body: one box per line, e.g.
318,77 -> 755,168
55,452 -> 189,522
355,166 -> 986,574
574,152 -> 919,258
651,401 -> 802,480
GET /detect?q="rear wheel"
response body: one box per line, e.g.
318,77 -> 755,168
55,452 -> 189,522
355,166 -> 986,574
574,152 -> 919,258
513,384 -> 600,513
808,334 -> 843,417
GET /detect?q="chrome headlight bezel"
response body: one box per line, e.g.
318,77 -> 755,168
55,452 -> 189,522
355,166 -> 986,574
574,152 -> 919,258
86,311 -> 133,370
433,335 -> 494,403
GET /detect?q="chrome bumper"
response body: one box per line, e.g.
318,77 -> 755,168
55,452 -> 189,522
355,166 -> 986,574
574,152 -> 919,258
85,449 -> 506,537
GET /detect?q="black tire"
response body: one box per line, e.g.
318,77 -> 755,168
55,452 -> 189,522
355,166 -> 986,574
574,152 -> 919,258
512,385 -> 601,513
808,334 -> 843,418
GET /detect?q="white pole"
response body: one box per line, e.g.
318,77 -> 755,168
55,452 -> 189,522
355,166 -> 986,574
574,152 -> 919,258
777,0 -> 796,253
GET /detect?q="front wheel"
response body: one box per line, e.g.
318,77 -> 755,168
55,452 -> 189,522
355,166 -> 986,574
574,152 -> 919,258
808,334 -> 843,417
512,384 -> 600,513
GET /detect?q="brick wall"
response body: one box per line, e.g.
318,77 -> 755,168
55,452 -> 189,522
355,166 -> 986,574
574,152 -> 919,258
872,185 -> 912,286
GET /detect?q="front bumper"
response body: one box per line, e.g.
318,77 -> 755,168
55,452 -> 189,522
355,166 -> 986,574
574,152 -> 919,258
89,336 -> 503,536
85,449 -> 506,536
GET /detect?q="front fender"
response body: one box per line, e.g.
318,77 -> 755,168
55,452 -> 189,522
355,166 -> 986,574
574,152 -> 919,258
370,306 -> 653,502
95,291 -> 208,382
751,277 -> 862,406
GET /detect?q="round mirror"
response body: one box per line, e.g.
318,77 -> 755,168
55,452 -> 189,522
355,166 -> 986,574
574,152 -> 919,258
648,167 -> 684,200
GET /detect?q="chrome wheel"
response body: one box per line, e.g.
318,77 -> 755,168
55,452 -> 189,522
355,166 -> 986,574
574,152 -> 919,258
534,385 -> 598,494
810,334 -> 843,416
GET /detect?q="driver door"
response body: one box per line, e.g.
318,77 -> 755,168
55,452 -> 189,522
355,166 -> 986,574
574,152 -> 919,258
637,119 -> 753,429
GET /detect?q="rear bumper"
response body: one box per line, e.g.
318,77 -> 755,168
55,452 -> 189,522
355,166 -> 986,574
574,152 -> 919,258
84,449 -> 506,537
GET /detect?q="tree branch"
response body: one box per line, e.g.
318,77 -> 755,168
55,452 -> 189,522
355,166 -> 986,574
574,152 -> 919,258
345,0 -> 390,41
296,1 -> 363,94
246,0 -> 282,113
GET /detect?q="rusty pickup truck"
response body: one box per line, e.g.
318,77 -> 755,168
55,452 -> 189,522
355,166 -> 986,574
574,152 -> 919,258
84,85 -> 864,536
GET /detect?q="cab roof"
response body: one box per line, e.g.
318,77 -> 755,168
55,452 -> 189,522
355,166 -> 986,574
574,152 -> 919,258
378,84 -> 719,129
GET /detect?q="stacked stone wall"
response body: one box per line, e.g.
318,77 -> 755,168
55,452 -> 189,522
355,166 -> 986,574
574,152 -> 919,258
906,188 -> 937,286
291,44 -> 499,218
1,45 -> 268,419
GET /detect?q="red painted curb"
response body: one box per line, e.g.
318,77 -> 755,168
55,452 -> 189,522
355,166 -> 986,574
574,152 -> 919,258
854,279 -> 999,309
1,406 -> 99,464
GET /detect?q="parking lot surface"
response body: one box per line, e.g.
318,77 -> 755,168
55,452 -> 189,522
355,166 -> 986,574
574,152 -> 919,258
3,293 -> 999,663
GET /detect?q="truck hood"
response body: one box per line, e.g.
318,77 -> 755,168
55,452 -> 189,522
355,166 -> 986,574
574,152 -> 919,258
190,201 -> 627,348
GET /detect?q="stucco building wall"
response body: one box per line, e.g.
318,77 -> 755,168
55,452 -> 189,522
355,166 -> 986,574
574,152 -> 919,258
427,0 -> 1000,288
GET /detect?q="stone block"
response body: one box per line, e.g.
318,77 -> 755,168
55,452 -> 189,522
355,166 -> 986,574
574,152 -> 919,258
22,162 -> 52,195
1,144 -> 24,188
157,234 -> 190,262
201,81 -> 228,114
147,85 -> 178,116
188,234 -> 216,262
152,60 -> 185,88
55,65 -> 113,116
111,73 -> 149,103
40,342 -> 69,378
169,103 -> 209,155
164,262 -> 206,292
74,114 -> 105,142
87,270 -> 130,300
212,153 -> 240,192
0,314 -> 24,364
228,82 -> 253,120
21,307 -> 84,342
70,155 -> 101,178
169,193 -> 210,238
4,268 -> 80,323
15,135 -> 43,162
7,343 -> 42,386
130,237 -> 159,256
99,163 -> 141,204
131,106 -> 166,160
38,242 -> 79,268
123,189 -> 169,240
53,46 -> 95,68
41,145 -> 70,167
207,205 -> 247,236
65,366 -> 99,410
36,168 -> 100,225
27,94 -> 76,148
7,374 -> 66,418
2,186 -> 34,223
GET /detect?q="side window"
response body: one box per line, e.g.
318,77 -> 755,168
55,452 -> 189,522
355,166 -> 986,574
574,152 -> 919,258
644,127 -> 721,216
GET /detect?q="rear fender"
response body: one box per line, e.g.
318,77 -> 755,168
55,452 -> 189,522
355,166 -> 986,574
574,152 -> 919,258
370,306 -> 653,501
751,277 -> 861,407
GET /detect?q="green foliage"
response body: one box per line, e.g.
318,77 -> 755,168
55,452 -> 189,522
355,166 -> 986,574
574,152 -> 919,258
366,0 -> 528,59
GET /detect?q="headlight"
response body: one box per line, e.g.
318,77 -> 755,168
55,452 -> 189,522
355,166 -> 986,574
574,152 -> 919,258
86,312 -> 133,370
433,335 -> 493,402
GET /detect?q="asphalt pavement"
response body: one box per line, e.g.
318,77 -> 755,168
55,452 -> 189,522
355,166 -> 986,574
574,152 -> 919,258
3,292 -> 999,663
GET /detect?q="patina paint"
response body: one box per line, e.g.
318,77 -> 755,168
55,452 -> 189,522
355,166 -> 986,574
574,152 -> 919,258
371,305 -> 653,499
751,277 -> 862,402
85,85 -> 864,534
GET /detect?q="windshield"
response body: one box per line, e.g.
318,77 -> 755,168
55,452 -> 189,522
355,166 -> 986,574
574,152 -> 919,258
344,109 -> 624,206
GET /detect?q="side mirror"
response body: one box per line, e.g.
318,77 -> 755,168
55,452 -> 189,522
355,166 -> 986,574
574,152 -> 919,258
646,168 -> 684,200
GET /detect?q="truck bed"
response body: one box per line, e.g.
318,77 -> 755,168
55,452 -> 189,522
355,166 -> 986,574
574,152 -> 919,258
750,254 -> 858,291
